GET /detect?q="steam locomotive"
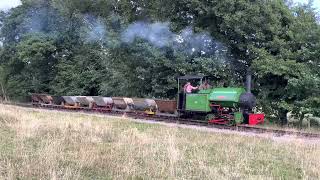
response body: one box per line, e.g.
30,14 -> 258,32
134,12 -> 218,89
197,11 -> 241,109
31,70 -> 264,126
176,70 -> 264,125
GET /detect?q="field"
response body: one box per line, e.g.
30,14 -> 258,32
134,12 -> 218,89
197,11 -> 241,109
0,105 -> 320,179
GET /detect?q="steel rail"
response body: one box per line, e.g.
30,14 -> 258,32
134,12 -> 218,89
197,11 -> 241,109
2,102 -> 320,139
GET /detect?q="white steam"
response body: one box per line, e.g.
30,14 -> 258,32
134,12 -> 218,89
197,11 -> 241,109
83,16 -> 107,43
121,21 -> 226,55
122,22 -> 173,47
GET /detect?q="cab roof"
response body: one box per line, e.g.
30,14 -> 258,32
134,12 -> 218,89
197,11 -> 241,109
178,75 -> 207,80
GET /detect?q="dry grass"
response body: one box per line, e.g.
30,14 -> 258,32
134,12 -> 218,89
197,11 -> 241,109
0,105 -> 320,179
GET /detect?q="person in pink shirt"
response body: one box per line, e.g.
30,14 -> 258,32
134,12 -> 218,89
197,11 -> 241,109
184,82 -> 198,93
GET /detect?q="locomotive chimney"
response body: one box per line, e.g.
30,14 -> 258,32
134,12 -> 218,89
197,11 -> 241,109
246,68 -> 252,93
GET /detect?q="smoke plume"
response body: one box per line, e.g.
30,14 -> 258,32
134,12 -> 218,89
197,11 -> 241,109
82,15 -> 107,43
122,22 -> 173,48
21,8 -> 106,44
121,21 -> 226,56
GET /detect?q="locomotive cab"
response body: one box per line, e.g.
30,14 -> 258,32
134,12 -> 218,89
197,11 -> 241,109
177,75 -> 209,112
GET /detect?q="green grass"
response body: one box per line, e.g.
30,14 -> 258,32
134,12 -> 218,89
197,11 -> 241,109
260,119 -> 320,134
0,104 -> 319,179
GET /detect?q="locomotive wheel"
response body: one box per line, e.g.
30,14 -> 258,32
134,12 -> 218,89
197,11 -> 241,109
205,114 -> 216,122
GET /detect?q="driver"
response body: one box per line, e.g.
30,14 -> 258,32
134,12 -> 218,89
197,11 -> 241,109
184,82 -> 198,93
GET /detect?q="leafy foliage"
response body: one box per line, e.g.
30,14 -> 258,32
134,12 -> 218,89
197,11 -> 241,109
0,0 -> 319,124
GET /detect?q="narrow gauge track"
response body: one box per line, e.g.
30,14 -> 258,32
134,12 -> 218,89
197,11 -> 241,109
2,102 -> 320,139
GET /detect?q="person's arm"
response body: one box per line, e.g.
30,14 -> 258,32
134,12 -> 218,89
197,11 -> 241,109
192,86 -> 198,90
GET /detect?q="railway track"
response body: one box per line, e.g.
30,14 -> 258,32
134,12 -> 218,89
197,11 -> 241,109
2,102 -> 320,139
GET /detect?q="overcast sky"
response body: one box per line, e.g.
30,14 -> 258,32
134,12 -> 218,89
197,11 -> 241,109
0,0 -> 319,13
0,0 -> 21,11
292,0 -> 320,10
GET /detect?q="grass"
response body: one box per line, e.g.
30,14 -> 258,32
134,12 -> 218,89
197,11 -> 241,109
0,105 -> 320,179
260,120 -> 320,134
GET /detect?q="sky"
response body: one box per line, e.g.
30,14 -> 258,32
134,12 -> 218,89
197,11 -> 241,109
0,0 -> 319,13
0,0 -> 21,11
292,0 -> 320,11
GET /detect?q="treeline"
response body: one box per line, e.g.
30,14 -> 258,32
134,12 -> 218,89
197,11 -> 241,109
0,0 -> 319,124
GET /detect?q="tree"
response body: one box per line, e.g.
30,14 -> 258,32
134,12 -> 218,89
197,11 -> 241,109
53,44 -> 107,96
0,0 -> 319,125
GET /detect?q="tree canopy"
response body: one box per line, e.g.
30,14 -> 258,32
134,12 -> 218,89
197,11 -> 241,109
0,0 -> 319,124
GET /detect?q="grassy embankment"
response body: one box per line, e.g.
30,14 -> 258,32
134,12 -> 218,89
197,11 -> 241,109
0,104 -> 319,179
